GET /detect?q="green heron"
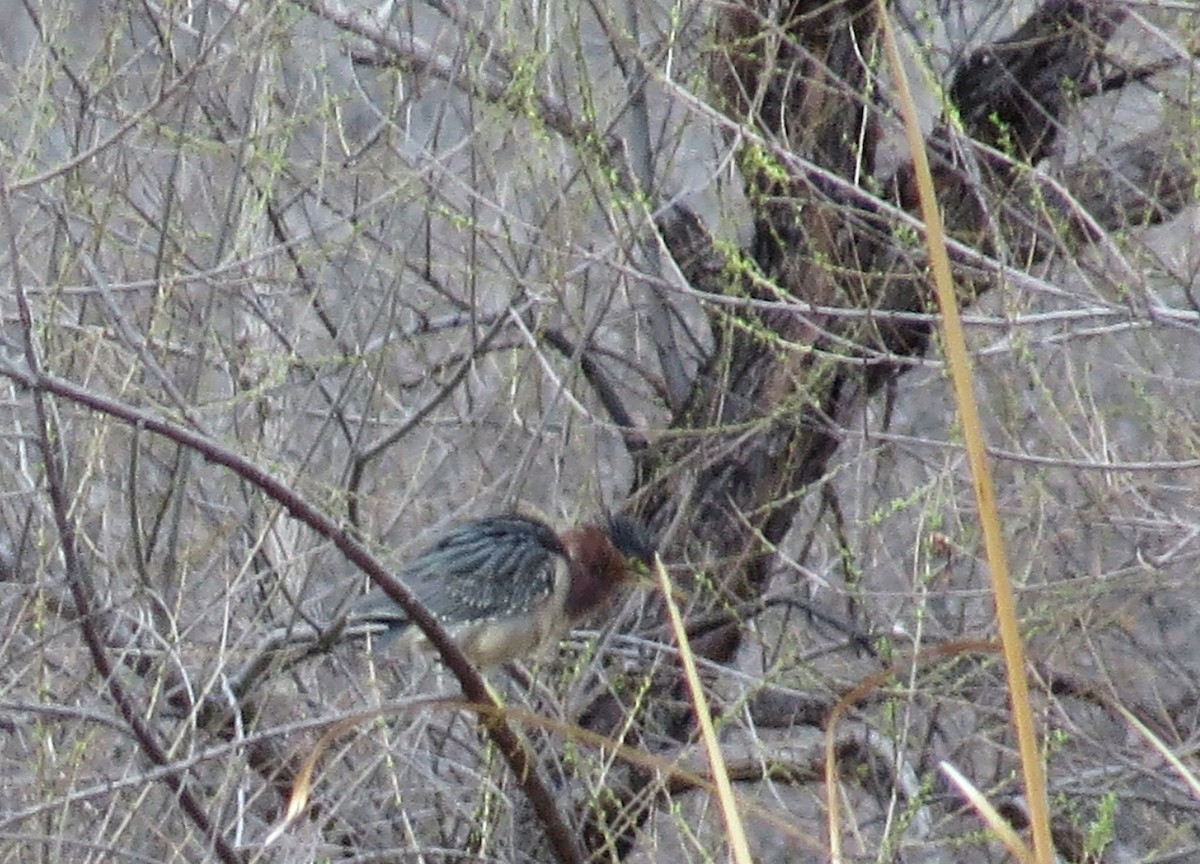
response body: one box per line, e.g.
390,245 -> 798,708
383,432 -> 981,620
351,513 -> 655,668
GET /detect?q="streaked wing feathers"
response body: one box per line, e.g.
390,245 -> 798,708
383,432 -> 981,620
354,515 -> 565,628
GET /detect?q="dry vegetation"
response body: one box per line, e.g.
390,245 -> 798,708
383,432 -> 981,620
1,0 -> 1198,862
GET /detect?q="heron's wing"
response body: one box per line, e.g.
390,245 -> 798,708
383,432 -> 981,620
352,515 -> 565,629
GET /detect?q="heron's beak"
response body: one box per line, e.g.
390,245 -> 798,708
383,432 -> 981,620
627,554 -> 689,605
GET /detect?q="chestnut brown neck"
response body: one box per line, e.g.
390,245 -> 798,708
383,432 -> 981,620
560,525 -> 627,620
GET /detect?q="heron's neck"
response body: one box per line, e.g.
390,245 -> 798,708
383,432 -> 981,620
562,526 -> 623,619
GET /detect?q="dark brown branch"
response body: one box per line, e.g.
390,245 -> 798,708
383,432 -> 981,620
0,359 -> 586,864
2,187 -> 246,864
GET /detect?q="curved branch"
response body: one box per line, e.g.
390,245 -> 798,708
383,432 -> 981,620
0,358 -> 586,864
